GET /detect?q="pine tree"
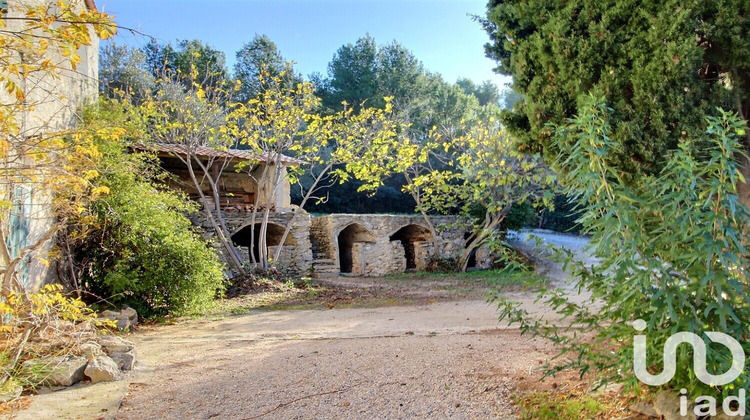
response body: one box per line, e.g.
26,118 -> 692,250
482,0 -> 750,205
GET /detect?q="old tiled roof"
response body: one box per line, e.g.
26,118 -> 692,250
132,143 -> 304,166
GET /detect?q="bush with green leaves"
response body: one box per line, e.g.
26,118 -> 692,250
497,97 -> 749,402
69,106 -> 225,318
536,195 -> 582,234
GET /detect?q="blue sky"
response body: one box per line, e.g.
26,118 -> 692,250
98,0 -> 511,90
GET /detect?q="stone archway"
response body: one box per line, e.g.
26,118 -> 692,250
337,223 -> 375,274
389,224 -> 434,270
231,222 -> 296,262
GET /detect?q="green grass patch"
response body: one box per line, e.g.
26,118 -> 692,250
515,391 -> 614,420
387,268 -> 542,288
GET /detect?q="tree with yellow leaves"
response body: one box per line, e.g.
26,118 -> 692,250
346,114 -> 554,271
136,67 -> 249,275
0,0 -> 116,297
0,0 -> 116,395
233,66 -> 401,271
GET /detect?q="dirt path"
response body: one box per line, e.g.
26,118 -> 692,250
117,301 -> 555,420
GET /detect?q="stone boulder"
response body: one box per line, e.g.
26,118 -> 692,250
23,355 -> 87,387
97,306 -> 138,331
84,356 -> 123,383
97,335 -> 135,355
80,341 -> 103,360
654,391 -> 694,420
120,306 -> 138,324
629,401 -> 658,418
110,349 -> 137,371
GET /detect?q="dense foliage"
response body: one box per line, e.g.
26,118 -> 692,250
143,39 -> 229,88
481,0 -> 750,181
498,98 -> 750,402
308,35 -> 509,214
67,103 -> 225,318
234,34 -> 301,102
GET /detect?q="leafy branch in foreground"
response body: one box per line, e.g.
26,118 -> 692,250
495,96 -> 750,402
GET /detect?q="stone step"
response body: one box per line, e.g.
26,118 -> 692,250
312,258 -> 335,265
313,265 -> 339,273
313,264 -> 338,270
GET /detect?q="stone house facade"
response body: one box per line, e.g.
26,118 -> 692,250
0,0 -> 100,291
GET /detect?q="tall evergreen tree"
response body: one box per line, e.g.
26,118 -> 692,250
141,39 -> 228,88
457,78 -> 501,107
481,0 -> 750,206
234,34 -> 299,102
322,34 -> 380,111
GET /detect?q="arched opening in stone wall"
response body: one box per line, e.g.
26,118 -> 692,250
389,224 -> 434,270
337,223 -> 375,274
231,222 -> 296,262
464,232 -> 477,269
466,248 -> 478,269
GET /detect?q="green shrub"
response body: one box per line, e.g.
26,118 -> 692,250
537,194 -> 582,234
69,103 -> 225,318
503,201 -> 539,231
497,97 -> 750,402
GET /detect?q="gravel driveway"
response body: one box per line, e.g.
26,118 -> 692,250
116,229 -> 590,420
116,301 -> 555,419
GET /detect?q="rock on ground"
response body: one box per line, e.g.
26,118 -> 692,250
98,335 -> 135,354
98,307 -> 139,331
22,355 -> 87,387
80,341 -> 103,360
84,356 -> 123,383
110,349 -> 137,371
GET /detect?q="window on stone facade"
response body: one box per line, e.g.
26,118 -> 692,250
6,185 -> 32,288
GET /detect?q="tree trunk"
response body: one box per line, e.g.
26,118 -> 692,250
247,163 -> 271,269
457,204 -> 512,272
184,155 -> 246,274
404,172 -> 440,256
192,156 -> 246,274
258,157 -> 284,270
271,164 -> 332,268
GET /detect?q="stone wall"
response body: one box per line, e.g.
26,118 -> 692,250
192,206 -> 314,276
193,210 -> 471,278
226,207 -> 313,275
310,214 -> 466,277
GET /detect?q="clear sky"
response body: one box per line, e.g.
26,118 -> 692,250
97,0 -> 511,90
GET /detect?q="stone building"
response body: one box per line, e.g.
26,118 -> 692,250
309,214 -> 465,276
0,0 -> 101,291
136,143 -> 314,275
148,146 -> 471,277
